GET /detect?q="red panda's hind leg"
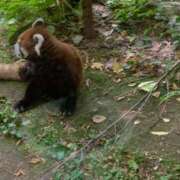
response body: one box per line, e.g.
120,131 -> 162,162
60,91 -> 77,116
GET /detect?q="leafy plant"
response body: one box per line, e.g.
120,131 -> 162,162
48,144 -> 70,160
39,125 -> 59,145
0,0 -> 81,43
53,157 -> 84,180
0,0 -> 79,23
107,0 -> 157,23
0,98 -> 22,139
169,16 -> 180,48
53,169 -> 84,180
160,90 -> 180,103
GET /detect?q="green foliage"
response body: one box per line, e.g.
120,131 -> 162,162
48,144 -> 70,160
53,141 -> 180,179
107,0 -> 157,23
0,0 -> 81,43
160,90 -> 180,104
53,158 -> 84,180
85,148 -> 142,179
0,98 -> 22,139
0,0 -> 79,23
39,125 -> 59,145
54,169 -> 83,180
169,16 -> 180,48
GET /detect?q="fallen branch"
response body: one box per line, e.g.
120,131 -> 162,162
0,60 -> 26,81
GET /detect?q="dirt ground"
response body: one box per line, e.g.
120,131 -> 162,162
0,3 -> 180,179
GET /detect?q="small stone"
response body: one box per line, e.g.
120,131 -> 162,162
134,120 -> 141,125
72,35 -> 83,45
162,118 -> 170,123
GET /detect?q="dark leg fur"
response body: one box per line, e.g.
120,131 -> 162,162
14,80 -> 43,112
19,63 -> 35,81
60,91 -> 77,116
15,62 -> 79,115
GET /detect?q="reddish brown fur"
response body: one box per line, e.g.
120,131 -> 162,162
18,26 -> 82,88
14,22 -> 83,115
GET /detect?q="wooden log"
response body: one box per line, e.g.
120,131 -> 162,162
0,60 -> 26,81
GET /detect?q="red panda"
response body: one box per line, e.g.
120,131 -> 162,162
14,18 -> 83,116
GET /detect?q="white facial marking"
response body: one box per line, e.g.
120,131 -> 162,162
14,42 -> 29,58
20,47 -> 29,58
14,43 -> 21,58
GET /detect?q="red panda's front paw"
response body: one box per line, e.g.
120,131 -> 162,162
60,101 -> 75,116
14,100 -> 27,113
19,64 -> 35,81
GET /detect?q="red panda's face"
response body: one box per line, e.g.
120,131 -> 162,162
14,18 -> 45,59
14,29 -> 35,58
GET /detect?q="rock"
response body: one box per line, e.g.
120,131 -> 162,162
72,35 -> 83,45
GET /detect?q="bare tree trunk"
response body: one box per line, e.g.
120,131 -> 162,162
82,0 -> 95,39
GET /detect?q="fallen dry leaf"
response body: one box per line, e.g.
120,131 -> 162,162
163,118 -> 170,123
175,49 -> 180,59
112,62 -> 123,74
151,131 -> 169,136
14,169 -> 25,177
121,30 -> 128,37
102,29 -> 114,37
152,91 -> 161,98
16,139 -> 23,146
176,97 -> 180,102
138,81 -> 157,92
114,96 -> 126,102
151,41 -> 161,52
128,83 -> 137,87
134,120 -> 141,125
93,3 -> 107,14
172,83 -> 178,90
159,41 -> 174,59
91,62 -> 104,71
64,123 -> 77,133
105,59 -> 113,70
176,72 -> 180,81
149,40 -> 174,60
92,115 -> 106,124
29,156 -> 45,165
125,52 -> 136,60
85,79 -> 91,88
112,78 -> 122,83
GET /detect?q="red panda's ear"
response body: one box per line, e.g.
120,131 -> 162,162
32,18 -> 45,28
33,34 -> 44,56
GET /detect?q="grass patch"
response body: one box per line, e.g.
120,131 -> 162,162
52,139 -> 180,180
0,98 -> 23,139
